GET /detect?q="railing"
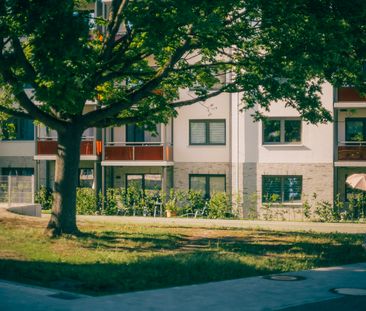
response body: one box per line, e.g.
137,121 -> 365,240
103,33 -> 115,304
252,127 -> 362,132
338,141 -> 366,161
37,137 -> 100,156
104,142 -> 173,161
337,87 -> 366,102
0,175 -> 34,207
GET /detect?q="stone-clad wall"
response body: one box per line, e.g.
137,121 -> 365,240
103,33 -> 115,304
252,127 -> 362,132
174,162 -> 231,192
0,156 -> 35,171
245,163 -> 334,220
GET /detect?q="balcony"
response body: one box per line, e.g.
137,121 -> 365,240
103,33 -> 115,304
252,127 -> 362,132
338,142 -> 366,161
36,137 -> 101,159
337,87 -> 366,102
104,142 -> 173,162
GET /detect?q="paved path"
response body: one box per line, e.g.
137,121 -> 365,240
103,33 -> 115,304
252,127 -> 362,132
77,215 -> 366,234
1,262 -> 366,310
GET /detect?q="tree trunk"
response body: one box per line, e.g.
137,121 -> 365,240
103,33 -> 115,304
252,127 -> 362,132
46,127 -> 82,237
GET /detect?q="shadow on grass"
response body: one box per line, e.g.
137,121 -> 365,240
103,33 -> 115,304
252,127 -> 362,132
1,228 -> 365,296
0,254 -> 273,296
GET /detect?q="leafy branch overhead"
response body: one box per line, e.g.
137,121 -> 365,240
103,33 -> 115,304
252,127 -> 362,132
1,0 -> 366,132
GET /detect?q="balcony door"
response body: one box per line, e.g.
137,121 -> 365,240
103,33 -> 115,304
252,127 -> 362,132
126,124 -> 145,143
346,118 -> 366,143
126,124 -> 161,144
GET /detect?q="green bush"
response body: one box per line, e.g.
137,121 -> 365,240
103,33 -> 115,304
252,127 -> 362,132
76,188 -> 98,215
207,192 -> 231,219
35,186 -> 53,210
185,190 -> 206,215
104,188 -> 123,215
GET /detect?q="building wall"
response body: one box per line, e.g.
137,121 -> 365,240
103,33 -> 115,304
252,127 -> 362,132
0,156 -> 35,169
174,92 -> 231,163
255,163 -> 334,219
108,166 -> 164,188
174,162 -> 231,193
0,142 -> 35,157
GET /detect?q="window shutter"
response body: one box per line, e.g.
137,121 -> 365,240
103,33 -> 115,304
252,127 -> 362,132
209,121 -> 225,144
190,122 -> 206,144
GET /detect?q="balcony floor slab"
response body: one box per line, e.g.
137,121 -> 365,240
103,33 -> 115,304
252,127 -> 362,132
34,155 -> 98,161
334,161 -> 366,167
101,160 -> 174,167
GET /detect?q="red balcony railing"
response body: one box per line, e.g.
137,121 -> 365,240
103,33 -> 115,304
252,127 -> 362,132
104,142 -> 173,161
337,87 -> 366,102
37,138 -> 99,156
338,142 -> 366,161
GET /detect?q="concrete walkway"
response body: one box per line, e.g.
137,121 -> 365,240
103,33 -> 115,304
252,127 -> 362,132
1,262 -> 366,311
77,215 -> 366,234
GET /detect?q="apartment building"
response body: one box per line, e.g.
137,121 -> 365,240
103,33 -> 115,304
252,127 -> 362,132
1,1 -> 364,217
2,80 -> 365,217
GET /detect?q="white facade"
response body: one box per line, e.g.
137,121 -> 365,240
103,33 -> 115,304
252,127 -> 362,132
3,73 -> 366,219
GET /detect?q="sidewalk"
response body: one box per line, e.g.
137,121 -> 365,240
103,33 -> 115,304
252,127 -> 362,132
1,262 -> 366,311
77,215 -> 366,234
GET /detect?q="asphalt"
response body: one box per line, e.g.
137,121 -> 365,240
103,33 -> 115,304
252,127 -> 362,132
1,262 -> 366,311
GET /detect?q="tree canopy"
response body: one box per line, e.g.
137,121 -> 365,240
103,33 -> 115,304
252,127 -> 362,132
1,0 -> 366,235
1,0 -> 365,132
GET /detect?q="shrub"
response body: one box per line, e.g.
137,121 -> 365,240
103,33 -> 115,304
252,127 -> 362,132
35,186 -> 53,210
207,192 -> 231,219
76,188 -> 98,215
104,188 -> 124,215
314,200 -> 335,222
178,190 -> 206,216
165,189 -> 179,213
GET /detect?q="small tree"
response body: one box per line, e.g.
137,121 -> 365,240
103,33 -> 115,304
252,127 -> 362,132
1,0 -> 365,235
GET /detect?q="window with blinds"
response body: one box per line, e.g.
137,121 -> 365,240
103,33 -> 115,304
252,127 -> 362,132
189,174 -> 226,198
262,175 -> 302,203
189,120 -> 226,145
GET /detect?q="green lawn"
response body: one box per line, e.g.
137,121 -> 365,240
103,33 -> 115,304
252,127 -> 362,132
0,213 -> 365,296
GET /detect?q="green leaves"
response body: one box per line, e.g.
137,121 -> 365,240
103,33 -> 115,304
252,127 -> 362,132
1,0 -> 366,129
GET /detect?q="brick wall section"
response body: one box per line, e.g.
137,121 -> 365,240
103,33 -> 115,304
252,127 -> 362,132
0,156 -> 35,171
254,163 -> 334,220
242,162 -> 258,218
174,162 -> 231,193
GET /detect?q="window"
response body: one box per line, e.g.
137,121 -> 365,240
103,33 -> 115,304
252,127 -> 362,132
263,119 -> 301,144
1,118 -> 34,141
2,167 -> 34,176
262,175 -> 302,203
126,124 -> 161,143
126,174 -> 162,192
79,168 -> 94,188
189,174 -> 226,198
346,118 -> 366,143
189,120 -> 226,145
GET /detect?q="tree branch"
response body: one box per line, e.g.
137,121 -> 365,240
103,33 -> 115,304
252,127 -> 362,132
101,0 -> 129,62
0,67 -> 67,130
0,105 -> 33,120
83,39 -> 193,127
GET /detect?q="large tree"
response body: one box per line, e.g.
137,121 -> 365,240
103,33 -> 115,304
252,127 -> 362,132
0,0 -> 365,236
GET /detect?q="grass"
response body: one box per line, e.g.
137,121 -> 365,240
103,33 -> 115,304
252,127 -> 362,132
0,212 -> 366,296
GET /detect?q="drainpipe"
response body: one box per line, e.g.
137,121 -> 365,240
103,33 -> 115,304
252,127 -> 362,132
333,86 -> 338,203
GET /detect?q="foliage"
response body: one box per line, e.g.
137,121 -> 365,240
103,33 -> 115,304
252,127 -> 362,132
165,189 -> 180,213
35,186 -> 53,210
207,192 -> 232,219
76,188 -> 100,215
2,0 -> 366,233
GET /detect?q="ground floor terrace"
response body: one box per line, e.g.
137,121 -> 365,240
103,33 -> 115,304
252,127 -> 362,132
2,155 -> 366,220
